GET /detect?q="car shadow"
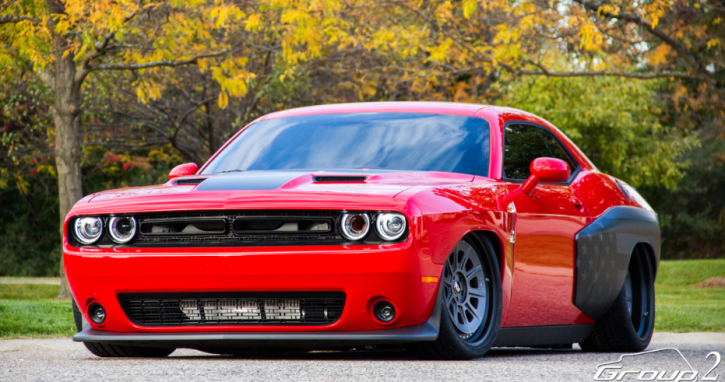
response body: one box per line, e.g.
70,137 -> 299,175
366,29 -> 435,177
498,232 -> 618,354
165,346 -> 582,361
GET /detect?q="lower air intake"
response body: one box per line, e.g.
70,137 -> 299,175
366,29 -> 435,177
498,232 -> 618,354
119,292 -> 345,326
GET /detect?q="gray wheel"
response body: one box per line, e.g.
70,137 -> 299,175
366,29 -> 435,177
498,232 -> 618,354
442,240 -> 489,341
412,234 -> 502,360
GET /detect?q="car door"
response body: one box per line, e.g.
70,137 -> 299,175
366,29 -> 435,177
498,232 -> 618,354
500,123 -> 592,327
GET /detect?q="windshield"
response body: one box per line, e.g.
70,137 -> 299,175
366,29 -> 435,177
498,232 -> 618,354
201,112 -> 490,176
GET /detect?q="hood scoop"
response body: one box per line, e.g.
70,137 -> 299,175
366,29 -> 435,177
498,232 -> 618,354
174,177 -> 209,185
313,176 -> 367,183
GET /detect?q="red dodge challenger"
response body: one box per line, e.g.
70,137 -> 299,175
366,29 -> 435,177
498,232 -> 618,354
65,102 -> 659,359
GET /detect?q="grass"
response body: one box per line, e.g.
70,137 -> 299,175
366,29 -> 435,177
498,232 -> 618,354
0,299 -> 76,339
0,283 -> 75,339
0,283 -> 60,300
654,259 -> 725,332
0,259 -> 723,339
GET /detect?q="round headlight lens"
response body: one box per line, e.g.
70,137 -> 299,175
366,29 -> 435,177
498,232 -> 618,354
73,217 -> 103,245
108,216 -> 137,244
340,213 -> 370,241
376,212 -> 406,241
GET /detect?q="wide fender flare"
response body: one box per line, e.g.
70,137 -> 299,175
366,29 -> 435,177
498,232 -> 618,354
573,206 -> 660,321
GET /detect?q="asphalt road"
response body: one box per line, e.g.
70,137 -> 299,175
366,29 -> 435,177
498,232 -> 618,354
2,333 -> 724,381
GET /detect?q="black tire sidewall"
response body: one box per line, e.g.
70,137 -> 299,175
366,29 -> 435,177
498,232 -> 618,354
618,253 -> 656,349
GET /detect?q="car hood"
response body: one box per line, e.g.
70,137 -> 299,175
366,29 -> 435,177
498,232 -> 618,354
86,170 -> 476,204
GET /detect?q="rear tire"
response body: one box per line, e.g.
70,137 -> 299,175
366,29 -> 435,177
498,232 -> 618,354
580,246 -> 655,352
72,299 -> 175,358
413,234 -> 502,360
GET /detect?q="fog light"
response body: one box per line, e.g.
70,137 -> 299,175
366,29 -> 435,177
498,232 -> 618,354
88,303 -> 106,324
373,300 -> 396,323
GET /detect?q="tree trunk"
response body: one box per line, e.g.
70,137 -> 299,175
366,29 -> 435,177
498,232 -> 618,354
51,28 -> 84,300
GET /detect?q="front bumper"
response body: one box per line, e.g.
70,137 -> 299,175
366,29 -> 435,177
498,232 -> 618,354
65,239 -> 443,337
73,317 -> 440,348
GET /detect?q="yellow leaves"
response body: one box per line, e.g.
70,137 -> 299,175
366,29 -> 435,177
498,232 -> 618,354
462,0 -> 477,19
134,80 -> 162,103
707,38 -> 721,50
218,90 -> 229,109
0,168 -> 8,189
14,173 -> 30,195
643,0 -> 670,29
209,5 -> 245,28
597,5 -> 618,16
36,164 -> 57,177
428,38 -> 454,62
434,1 -> 454,24
353,76 -> 378,100
245,13 -> 264,32
714,17 -> 722,25
578,23 -> 603,51
211,58 -> 256,109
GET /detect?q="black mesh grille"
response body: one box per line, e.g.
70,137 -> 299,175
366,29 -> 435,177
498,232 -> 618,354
119,292 -> 345,326
69,210 -> 408,247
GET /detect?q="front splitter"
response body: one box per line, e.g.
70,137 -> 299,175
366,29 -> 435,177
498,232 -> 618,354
73,320 -> 438,349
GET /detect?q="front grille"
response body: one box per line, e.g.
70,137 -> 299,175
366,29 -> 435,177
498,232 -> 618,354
119,292 -> 345,326
68,210 -> 409,248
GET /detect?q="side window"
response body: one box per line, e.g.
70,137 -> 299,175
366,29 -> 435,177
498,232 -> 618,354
503,124 -> 578,180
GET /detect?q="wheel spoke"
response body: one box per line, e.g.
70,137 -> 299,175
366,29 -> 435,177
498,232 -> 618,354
458,247 -> 471,271
461,308 -> 473,332
466,265 -> 482,280
443,239 -> 495,341
465,302 -> 481,320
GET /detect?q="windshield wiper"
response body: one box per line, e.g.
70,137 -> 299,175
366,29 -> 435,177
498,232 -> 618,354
218,169 -> 245,174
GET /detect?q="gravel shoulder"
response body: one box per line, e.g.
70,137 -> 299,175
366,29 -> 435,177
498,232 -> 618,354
2,333 -> 724,381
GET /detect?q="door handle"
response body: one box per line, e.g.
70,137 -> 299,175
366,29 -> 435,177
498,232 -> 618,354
570,197 -> 583,209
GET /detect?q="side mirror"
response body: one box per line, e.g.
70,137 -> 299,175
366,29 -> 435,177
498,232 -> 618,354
521,158 -> 570,195
168,163 -> 198,180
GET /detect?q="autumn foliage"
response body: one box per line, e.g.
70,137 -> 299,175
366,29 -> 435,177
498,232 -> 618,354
1,0 -> 724,284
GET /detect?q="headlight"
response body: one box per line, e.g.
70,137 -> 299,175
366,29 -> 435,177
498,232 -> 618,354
340,213 -> 370,240
376,212 -> 406,241
108,216 -> 137,244
73,217 -> 103,244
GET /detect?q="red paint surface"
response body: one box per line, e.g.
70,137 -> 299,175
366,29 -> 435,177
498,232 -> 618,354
65,103 -> 648,335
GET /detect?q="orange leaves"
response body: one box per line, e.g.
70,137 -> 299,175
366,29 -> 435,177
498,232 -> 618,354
648,44 -> 671,67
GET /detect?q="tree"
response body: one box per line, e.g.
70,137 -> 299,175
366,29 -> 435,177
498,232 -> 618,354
0,0 -> 258,297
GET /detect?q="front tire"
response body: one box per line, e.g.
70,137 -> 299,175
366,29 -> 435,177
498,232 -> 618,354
580,246 -> 655,352
72,299 -> 176,358
413,235 -> 502,360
